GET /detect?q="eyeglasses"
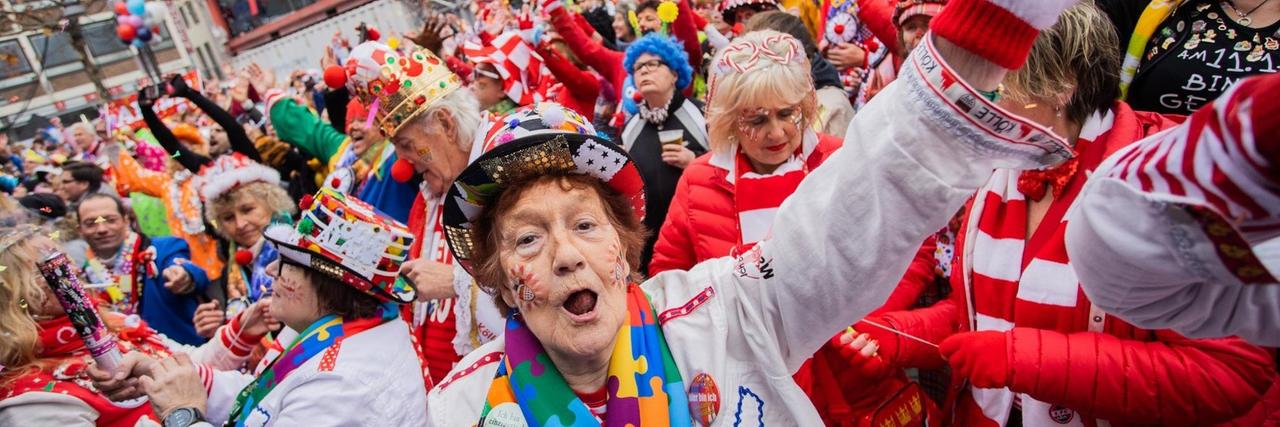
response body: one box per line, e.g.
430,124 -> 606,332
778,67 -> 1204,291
632,59 -> 667,73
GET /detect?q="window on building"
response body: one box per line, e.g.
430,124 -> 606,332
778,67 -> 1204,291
0,39 -> 33,80
84,20 -> 130,58
179,5 -> 192,27
220,0 -> 318,37
28,31 -> 80,68
186,3 -> 201,25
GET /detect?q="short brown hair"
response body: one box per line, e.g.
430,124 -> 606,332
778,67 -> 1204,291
471,174 -> 646,311
305,269 -> 384,319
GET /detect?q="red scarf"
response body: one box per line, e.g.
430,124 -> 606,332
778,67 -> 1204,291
1,315 -> 169,427
731,134 -> 820,248
956,105 -> 1176,426
405,193 -> 458,387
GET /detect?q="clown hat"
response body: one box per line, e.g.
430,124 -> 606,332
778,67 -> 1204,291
442,103 -> 645,276
265,189 -> 417,304
894,0 -> 946,27
461,32 -> 549,107
720,0 -> 780,24
337,42 -> 464,138
196,152 -> 280,202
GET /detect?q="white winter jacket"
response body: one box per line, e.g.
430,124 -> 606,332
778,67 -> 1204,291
426,38 -> 1070,426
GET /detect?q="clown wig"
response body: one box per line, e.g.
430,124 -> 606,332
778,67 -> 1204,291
623,34 -> 694,91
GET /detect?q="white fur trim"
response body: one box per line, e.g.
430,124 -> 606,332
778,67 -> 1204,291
198,163 -> 281,201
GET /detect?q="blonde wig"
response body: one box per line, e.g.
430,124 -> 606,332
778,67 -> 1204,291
705,30 -> 818,155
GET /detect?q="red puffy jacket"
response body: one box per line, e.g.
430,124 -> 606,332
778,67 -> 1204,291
649,134 -> 843,274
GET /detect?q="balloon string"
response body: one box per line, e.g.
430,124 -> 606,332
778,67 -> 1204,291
858,319 -> 940,348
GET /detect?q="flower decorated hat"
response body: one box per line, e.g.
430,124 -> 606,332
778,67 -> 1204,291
196,152 -> 281,202
264,188 -> 417,303
442,102 -> 645,276
340,42 -> 464,137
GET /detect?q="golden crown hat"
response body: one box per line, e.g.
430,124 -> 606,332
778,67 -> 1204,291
343,42 -> 463,137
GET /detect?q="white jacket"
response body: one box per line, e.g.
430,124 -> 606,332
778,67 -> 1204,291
204,319 -> 428,426
1069,75 -> 1280,347
427,38 -> 1069,426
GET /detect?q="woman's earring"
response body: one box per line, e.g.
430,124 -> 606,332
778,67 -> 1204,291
18,297 -> 28,312
514,279 -> 535,302
611,261 -> 626,285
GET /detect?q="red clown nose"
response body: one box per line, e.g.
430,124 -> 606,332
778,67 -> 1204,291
234,249 -> 253,266
391,158 -> 416,183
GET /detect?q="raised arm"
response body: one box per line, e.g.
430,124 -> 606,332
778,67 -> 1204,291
1068,72 -> 1280,346
169,76 -> 261,163
139,90 -> 211,172
265,95 -> 348,162
543,0 -> 626,90
645,0 -> 1078,372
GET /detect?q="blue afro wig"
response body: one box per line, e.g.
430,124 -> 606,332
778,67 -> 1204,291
623,34 -> 693,91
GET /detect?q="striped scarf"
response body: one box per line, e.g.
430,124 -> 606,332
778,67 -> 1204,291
730,131 -> 819,247
960,112 -> 1118,426
479,284 -> 690,427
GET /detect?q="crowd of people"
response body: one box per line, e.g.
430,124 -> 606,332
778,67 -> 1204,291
1,0 -> 1279,425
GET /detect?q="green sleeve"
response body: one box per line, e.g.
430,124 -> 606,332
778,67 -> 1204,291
268,98 -> 346,161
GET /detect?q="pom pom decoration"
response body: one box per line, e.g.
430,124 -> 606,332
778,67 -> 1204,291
298,194 -> 315,210
390,159 -> 416,183
538,103 -> 566,127
366,27 -> 381,42
387,37 -> 400,50
234,249 -> 254,266
657,1 -> 679,23
323,65 -> 347,89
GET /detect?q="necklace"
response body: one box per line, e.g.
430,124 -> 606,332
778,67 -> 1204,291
1223,0 -> 1272,26
166,171 -> 205,235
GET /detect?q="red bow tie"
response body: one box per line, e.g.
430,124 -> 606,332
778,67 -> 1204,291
1017,157 -> 1079,201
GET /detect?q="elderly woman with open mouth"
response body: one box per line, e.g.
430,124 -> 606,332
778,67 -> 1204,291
426,0 -> 1080,425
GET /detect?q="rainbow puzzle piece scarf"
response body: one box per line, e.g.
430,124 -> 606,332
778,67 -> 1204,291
226,303 -> 398,426
480,284 -> 692,426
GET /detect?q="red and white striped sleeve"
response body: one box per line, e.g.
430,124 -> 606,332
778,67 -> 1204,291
1069,73 -> 1280,347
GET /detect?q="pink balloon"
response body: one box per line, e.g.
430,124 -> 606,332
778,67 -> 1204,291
127,15 -> 143,28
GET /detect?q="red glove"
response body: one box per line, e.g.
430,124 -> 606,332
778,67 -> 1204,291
939,330 -> 1010,389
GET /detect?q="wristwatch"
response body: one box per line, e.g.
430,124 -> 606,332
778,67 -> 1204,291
163,407 -> 205,427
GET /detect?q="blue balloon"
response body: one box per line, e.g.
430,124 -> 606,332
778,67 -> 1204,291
132,38 -> 145,48
135,26 -> 152,42
127,0 -> 145,16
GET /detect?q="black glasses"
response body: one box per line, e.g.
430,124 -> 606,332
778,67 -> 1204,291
633,59 -> 666,73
